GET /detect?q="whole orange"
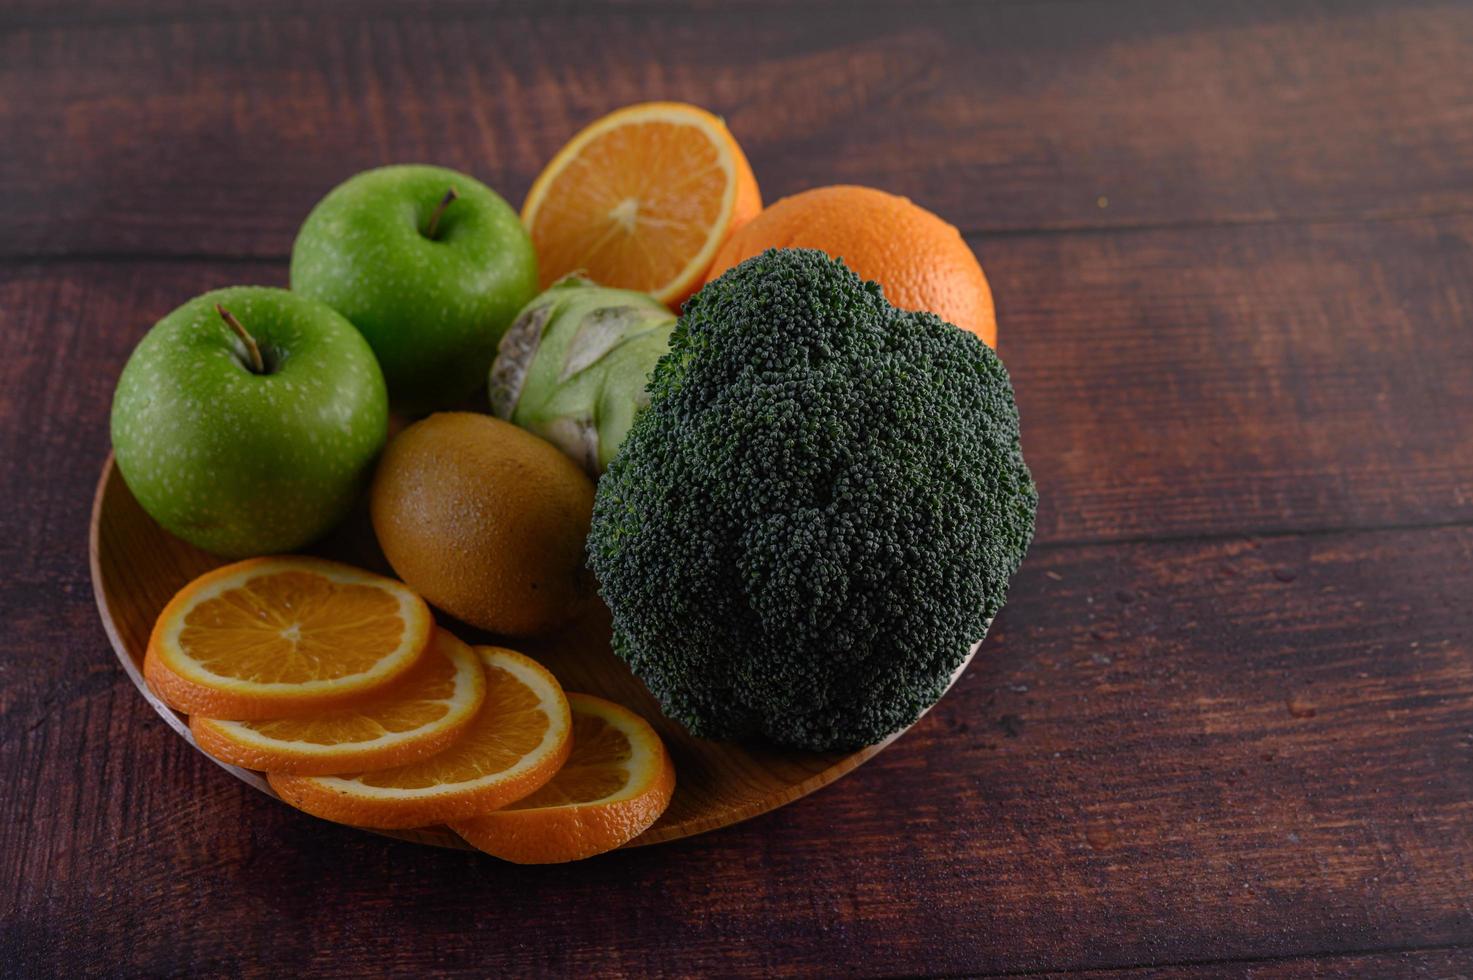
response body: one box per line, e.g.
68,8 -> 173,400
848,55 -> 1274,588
369,412 -> 596,636
704,185 -> 996,347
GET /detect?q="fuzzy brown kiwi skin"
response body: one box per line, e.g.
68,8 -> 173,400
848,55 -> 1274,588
369,412 -> 597,637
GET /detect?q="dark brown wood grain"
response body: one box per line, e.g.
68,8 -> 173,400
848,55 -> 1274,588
990,213 -> 1473,545
1014,946 -> 1473,978
5,0 -> 1473,976
3,253 -> 1473,971
1,0 -> 1471,259
9,520 -> 1473,976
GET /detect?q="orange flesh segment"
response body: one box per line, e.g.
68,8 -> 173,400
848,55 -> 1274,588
505,711 -> 632,808
350,664 -> 550,790
528,119 -> 730,293
180,570 -> 406,684
230,642 -> 457,745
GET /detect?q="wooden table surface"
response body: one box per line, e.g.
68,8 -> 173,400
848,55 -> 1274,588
5,2 -> 1473,977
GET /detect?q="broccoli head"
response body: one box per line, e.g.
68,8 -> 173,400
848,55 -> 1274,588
587,248 -> 1037,751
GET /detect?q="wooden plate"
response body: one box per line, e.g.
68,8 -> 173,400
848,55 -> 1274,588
89,455 -> 981,851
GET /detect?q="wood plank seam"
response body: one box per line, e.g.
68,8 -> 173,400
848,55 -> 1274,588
11,203 -> 1473,264
1032,516 -> 1473,555
958,204 -> 1473,241
953,939 -> 1473,979
0,0 -> 1098,34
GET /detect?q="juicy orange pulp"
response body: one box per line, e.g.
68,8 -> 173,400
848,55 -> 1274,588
191,628 -> 486,775
522,101 -> 761,307
504,704 -> 636,808
355,653 -> 551,791
451,693 -> 675,863
145,557 -> 433,721
268,646 -> 572,829
181,570 -> 405,684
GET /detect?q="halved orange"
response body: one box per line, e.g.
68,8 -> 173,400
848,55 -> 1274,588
145,557 -> 433,721
521,101 -> 761,308
190,628 -> 486,776
269,647 -> 572,829
451,693 -> 675,863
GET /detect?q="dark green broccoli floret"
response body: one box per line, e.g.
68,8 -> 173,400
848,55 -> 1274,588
587,248 -> 1037,751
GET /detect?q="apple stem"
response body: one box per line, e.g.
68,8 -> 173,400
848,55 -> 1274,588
216,304 -> 265,374
424,187 -> 459,240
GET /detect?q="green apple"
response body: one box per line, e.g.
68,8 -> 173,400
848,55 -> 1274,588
290,165 -> 538,414
110,286 -> 388,558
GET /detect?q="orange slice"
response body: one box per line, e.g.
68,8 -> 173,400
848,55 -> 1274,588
144,557 -> 433,721
269,647 -> 572,829
190,628 -> 486,776
521,101 -> 761,307
451,693 -> 675,863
